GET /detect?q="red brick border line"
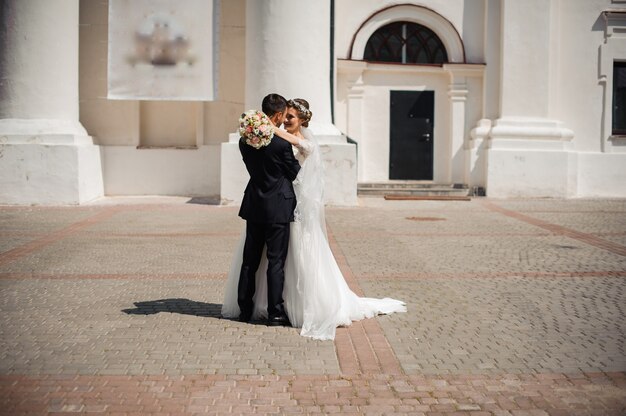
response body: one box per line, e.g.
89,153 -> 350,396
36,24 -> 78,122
120,203 -> 240,212
481,200 -> 626,256
358,270 -> 626,280
506,209 -> 626,214
0,272 -> 227,280
0,372 -> 624,415
326,227 -> 404,376
336,231 -> 557,238
93,231 -> 241,238
0,207 -> 123,268
0,231 -> 49,237
9,265 -> 626,282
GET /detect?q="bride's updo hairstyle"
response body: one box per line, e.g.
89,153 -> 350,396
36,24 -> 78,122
288,98 -> 312,127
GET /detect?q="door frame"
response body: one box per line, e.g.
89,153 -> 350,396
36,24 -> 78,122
337,60 -> 485,184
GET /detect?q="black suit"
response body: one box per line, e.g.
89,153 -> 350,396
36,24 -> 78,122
238,136 -> 301,319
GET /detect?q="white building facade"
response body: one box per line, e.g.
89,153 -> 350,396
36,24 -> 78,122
1,0 -> 625,205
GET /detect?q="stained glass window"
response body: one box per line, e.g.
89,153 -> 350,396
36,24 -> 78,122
364,22 -> 448,64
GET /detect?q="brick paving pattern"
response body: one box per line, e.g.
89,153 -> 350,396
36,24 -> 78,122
0,197 -> 625,415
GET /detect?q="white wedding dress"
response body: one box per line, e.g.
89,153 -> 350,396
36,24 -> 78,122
222,128 -> 406,340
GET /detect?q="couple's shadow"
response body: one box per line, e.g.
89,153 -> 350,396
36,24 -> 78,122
121,298 -> 267,325
122,298 -> 222,318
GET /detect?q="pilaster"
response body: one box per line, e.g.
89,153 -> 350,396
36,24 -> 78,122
447,81 -> 468,185
444,64 -> 484,187
483,0 -> 575,197
342,61 -> 367,181
0,0 -> 103,204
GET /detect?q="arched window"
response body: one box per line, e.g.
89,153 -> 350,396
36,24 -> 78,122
363,22 -> 448,64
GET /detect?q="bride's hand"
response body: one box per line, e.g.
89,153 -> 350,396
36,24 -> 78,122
273,127 -> 301,146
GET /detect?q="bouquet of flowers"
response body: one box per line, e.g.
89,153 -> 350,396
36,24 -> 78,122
238,110 -> 274,149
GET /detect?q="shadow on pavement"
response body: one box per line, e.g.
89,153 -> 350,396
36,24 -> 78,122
122,298 -> 223,318
186,196 -> 221,205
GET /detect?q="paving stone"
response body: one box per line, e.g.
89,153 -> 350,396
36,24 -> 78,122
363,276 -> 626,375
0,279 -> 339,376
0,197 -> 625,414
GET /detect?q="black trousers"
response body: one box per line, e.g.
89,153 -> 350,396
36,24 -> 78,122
238,221 -> 290,319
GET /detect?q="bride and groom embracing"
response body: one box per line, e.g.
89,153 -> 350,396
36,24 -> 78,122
222,93 -> 406,340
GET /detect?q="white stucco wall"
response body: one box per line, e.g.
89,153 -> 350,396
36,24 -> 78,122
80,0 -> 139,146
577,153 -> 626,197
5,0 -> 626,203
334,0 -> 486,63
334,1 -> 489,185
557,0 -> 617,152
343,67 -> 451,182
334,0 -> 626,198
485,0 -> 590,197
487,149 -> 577,198
488,0 -> 626,197
336,62 -> 484,184
102,146 -> 221,197
78,0 -> 246,198
80,0 -> 246,148
499,0 -> 552,118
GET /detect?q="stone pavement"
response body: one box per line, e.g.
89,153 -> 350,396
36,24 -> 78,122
0,196 -> 625,415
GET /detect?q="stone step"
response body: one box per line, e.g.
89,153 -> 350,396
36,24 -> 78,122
358,188 -> 470,196
358,181 -> 461,189
357,182 -> 473,197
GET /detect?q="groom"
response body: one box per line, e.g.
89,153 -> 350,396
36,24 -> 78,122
238,93 -> 301,326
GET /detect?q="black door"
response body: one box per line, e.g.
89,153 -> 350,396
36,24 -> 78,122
389,90 -> 434,180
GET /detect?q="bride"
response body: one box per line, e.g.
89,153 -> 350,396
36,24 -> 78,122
222,99 -> 406,340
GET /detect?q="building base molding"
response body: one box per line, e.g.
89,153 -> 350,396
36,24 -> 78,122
486,148 -> 577,198
220,132 -> 357,206
0,141 -> 104,205
102,145 -> 220,198
577,152 -> 626,197
0,119 -> 90,140
470,117 -> 577,197
0,119 -> 104,205
488,117 -> 574,149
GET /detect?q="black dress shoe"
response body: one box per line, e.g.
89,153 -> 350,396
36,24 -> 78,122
238,312 -> 252,323
267,314 -> 290,327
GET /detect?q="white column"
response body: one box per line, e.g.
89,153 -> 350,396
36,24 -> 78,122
244,0 -> 339,138
0,0 -> 103,204
499,0 -> 550,118
0,0 -> 85,135
224,0 -> 356,205
485,0 -> 575,198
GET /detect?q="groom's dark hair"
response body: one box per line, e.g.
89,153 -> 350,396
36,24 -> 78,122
262,93 -> 288,116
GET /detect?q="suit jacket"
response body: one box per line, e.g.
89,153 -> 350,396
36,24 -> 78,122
238,135 -> 301,223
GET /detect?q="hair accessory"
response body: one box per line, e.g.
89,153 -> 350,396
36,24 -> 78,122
288,99 -> 312,122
